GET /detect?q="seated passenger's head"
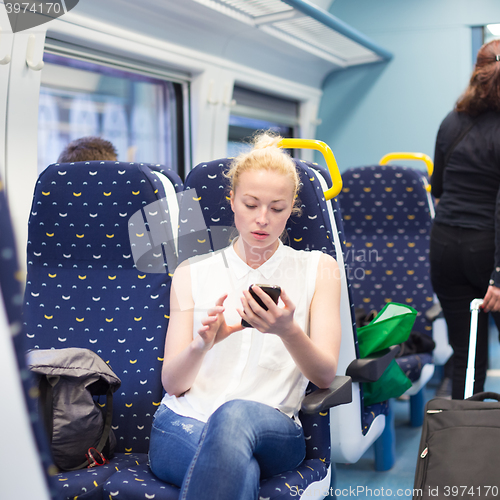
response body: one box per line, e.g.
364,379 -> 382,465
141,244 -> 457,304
57,136 -> 118,163
226,132 -> 301,251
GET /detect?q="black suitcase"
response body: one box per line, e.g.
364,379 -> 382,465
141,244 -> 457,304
413,299 -> 500,499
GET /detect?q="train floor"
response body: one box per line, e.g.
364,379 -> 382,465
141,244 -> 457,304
330,324 -> 500,499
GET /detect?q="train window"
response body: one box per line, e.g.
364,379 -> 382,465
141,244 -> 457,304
228,86 -> 298,156
38,53 -> 186,178
484,24 -> 500,43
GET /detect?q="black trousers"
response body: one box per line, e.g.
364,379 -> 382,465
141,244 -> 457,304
430,222 -> 500,399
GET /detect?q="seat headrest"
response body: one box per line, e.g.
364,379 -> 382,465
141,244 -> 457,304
28,161 -> 181,271
178,157 -> 336,263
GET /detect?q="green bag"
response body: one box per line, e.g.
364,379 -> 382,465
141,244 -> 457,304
356,302 -> 417,406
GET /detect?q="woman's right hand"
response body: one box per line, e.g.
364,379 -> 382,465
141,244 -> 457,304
197,294 -> 243,350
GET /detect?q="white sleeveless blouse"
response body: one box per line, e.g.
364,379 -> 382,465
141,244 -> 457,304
162,240 -> 322,423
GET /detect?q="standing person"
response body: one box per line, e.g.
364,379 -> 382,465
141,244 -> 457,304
430,39 -> 500,400
57,136 -> 118,163
148,132 -> 342,499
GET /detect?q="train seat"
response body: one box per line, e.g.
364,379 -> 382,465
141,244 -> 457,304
102,153 -> 395,499
0,177 -> 58,500
22,161 -> 183,500
337,164 -> 436,426
180,156 -> 398,469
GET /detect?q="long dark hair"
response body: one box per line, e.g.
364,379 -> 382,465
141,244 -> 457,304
456,39 -> 500,116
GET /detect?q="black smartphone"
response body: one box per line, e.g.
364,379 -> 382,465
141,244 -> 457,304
241,284 -> 281,328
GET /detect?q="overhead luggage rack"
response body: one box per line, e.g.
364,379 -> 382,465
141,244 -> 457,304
191,0 -> 392,67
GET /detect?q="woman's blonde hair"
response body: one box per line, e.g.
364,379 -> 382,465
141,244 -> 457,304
225,131 -> 301,216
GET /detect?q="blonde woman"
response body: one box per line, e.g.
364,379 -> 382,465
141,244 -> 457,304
149,133 -> 341,500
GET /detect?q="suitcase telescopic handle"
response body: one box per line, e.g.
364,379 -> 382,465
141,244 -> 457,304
465,299 -> 484,399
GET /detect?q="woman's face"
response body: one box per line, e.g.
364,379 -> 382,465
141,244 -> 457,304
230,169 -> 294,258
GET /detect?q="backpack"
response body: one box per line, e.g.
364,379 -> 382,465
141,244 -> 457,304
27,347 -> 121,471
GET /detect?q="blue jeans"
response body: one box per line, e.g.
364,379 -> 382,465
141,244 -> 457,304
149,400 -> 305,500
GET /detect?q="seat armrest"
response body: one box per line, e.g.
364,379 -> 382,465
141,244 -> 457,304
300,376 -> 352,414
345,345 -> 400,383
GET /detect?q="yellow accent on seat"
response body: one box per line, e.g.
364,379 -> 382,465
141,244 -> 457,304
193,196 -> 202,201
138,274 -> 146,279
278,139 -> 342,200
44,315 -> 53,320
134,317 -> 142,321
76,234 -> 84,238
380,152 -> 433,177
73,192 -> 82,197
132,191 -> 140,195
153,401 -> 161,406
76,318 -> 84,322
106,234 -> 115,238
130,359 -> 137,364
108,275 -> 117,280
293,237 -> 303,242
48,273 -> 57,278
46,232 -> 54,237
78,275 -> 86,280
105,318 -> 113,323
42,191 -> 50,196
103,192 -> 112,196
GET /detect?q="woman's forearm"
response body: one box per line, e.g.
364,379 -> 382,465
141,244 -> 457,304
161,335 -> 208,397
280,322 -> 337,389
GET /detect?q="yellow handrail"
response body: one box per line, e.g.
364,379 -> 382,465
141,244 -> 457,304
379,152 -> 434,193
278,139 -> 342,200
379,152 -> 434,178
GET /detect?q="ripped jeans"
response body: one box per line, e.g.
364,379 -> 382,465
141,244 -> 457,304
148,400 -> 305,500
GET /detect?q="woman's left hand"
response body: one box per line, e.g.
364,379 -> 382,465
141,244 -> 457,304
238,285 -> 296,337
482,285 -> 500,312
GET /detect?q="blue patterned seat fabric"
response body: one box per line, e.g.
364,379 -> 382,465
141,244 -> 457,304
22,161 -> 183,500
105,157 -> 337,499
337,165 -> 434,382
0,177 -> 59,499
